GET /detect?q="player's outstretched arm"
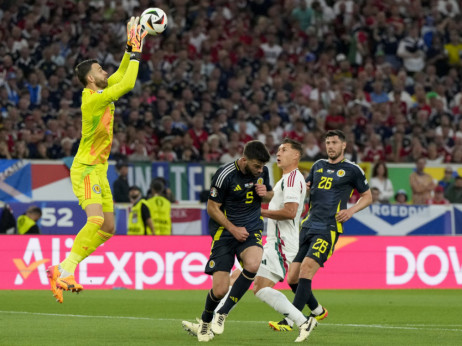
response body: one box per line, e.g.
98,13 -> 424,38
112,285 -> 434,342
108,17 -> 136,86
102,18 -> 147,102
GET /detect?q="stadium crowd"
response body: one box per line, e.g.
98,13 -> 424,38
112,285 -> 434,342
1,0 -> 462,167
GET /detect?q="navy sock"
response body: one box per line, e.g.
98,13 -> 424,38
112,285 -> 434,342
292,278 -> 312,311
217,269 -> 256,314
307,291 -> 319,311
201,289 -> 220,323
289,283 -> 298,294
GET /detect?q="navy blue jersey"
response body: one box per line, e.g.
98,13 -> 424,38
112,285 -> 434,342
304,159 -> 369,232
208,160 -> 272,235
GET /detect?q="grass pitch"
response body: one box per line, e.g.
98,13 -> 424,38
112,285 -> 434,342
0,289 -> 461,345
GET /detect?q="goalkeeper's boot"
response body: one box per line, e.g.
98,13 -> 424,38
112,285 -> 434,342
46,265 -> 63,304
295,316 -> 317,342
56,275 -> 83,293
197,320 -> 214,342
311,307 -> 328,321
211,312 -> 227,335
268,318 -> 293,331
182,318 -> 201,336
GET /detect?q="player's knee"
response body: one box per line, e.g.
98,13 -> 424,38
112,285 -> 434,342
87,216 -> 104,231
212,286 -> 228,299
243,262 -> 260,273
100,219 -> 115,234
287,276 -> 298,285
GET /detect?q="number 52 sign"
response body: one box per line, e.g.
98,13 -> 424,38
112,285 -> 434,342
10,202 -> 86,235
40,207 -> 74,228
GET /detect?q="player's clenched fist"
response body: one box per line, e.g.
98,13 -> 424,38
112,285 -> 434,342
255,183 -> 267,197
230,226 -> 249,242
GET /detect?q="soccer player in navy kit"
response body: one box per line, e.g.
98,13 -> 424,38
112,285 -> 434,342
266,130 -> 372,342
183,140 -> 273,342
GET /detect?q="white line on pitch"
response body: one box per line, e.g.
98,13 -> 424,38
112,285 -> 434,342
1,311 -> 462,333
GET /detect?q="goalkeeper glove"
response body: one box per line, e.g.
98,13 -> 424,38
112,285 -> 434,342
130,18 -> 148,60
126,16 -> 136,52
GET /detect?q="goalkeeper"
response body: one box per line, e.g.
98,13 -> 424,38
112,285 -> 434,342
46,17 -> 147,303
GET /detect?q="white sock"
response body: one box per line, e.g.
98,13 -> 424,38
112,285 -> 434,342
58,265 -> 72,278
214,286 -> 232,313
285,317 -> 295,327
312,304 -> 323,315
256,287 -> 307,327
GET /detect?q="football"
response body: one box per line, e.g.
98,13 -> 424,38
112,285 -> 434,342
140,8 -> 168,35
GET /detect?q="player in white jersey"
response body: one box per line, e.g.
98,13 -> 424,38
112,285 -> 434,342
256,142 -> 306,285
251,138 -> 319,342
182,138 -> 311,340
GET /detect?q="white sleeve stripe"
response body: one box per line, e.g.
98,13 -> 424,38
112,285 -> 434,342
345,159 -> 366,176
216,164 -> 235,188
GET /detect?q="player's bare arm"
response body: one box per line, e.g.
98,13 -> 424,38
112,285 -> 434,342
261,202 -> 299,221
207,199 -> 248,242
336,189 -> 372,223
306,181 -> 311,191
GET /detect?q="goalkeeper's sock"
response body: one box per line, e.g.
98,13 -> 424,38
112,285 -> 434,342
60,216 -> 104,275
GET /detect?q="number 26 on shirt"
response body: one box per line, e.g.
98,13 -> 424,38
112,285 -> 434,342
318,176 -> 333,190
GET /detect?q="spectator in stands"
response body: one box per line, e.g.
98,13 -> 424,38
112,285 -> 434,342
445,175 -> 462,203
410,157 -> 435,204
438,166 -> 455,191
397,25 -> 426,73
157,139 -> 178,162
220,142 -> 241,164
113,161 -> 130,203
17,206 -> 42,234
394,189 -> 409,205
0,140 -> 12,159
370,161 -> 394,203
301,132 -> 321,161
12,139 -> 30,159
370,187 -> 382,204
428,185 -> 450,205
362,133 -> 385,163
2,0 -> 462,173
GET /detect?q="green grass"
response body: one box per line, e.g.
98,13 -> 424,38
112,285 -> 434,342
0,289 -> 461,345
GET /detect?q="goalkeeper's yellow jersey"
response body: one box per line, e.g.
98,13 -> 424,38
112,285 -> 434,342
74,53 -> 139,165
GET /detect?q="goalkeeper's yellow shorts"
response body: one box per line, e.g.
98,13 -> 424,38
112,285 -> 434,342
70,161 -> 114,212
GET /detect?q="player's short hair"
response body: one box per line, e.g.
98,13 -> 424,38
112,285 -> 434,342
324,130 -> 346,142
26,206 -> 42,217
243,140 -> 270,163
281,138 -> 303,159
75,59 -> 98,87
